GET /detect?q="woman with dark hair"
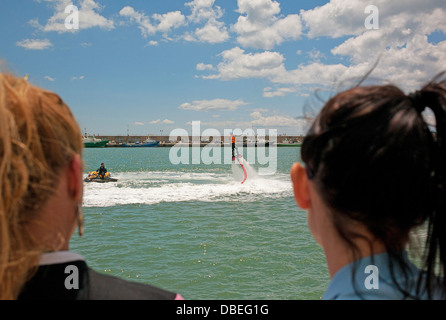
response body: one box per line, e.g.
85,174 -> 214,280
290,73 -> 446,299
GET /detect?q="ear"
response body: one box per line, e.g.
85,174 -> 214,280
290,162 -> 311,209
66,154 -> 83,203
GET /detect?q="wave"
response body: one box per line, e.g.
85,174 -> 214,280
82,170 -> 292,208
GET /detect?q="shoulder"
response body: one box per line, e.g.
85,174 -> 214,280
18,251 -> 181,300
18,259 -> 89,300
86,268 -> 178,300
323,251 -> 441,300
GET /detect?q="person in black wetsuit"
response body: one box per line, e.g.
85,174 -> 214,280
96,163 -> 107,179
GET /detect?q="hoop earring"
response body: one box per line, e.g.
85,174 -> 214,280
77,203 -> 84,237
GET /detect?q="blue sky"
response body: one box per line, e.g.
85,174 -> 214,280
1,0 -> 445,136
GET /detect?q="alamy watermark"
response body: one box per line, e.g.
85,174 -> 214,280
364,265 -> 379,290
64,5 -> 79,30
64,265 -> 79,290
365,5 -> 379,30
168,121 -> 278,175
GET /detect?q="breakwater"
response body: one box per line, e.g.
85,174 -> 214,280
90,135 -> 305,147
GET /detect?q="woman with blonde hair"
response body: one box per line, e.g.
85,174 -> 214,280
0,71 -> 182,300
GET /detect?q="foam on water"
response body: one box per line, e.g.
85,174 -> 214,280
83,168 -> 292,208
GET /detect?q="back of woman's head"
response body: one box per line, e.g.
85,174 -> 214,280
0,72 -> 83,299
301,72 -> 446,298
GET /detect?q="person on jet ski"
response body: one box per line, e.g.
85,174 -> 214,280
96,163 -> 107,179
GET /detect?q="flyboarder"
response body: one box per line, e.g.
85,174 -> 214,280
231,131 -> 236,161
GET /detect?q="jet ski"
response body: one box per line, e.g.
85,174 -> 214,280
84,171 -> 118,183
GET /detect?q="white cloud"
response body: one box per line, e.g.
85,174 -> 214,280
196,63 -> 214,70
120,6 -> 185,39
120,1 -> 228,44
250,111 -> 306,128
300,0 -> 446,90
192,111 -> 311,133
32,0 -> 114,33
202,1 -> 446,93
252,108 -> 269,113
203,47 -> 286,81
150,119 -> 175,124
252,111 -> 312,134
192,22 -> 229,43
152,11 -> 187,34
71,75 -> 85,80
184,0 -> 229,43
179,98 -> 249,111
233,0 -> 302,49
203,46 -> 357,88
134,122 -> 145,126
300,0 -> 367,39
263,86 -> 297,98
16,38 -> 52,50
44,75 -> 55,81
187,119 -> 260,132
120,6 -> 154,36
301,0 -> 446,39
272,62 -> 356,86
307,49 -> 325,61
119,1 -> 230,44
186,0 -> 222,23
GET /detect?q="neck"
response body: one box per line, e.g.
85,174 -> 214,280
26,196 -> 77,253
26,217 -> 72,252
322,229 -> 387,278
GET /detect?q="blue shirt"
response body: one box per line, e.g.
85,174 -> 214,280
323,251 -> 444,300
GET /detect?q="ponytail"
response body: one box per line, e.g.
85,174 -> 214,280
412,73 -> 446,298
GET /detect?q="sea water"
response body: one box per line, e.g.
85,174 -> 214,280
70,147 -> 330,300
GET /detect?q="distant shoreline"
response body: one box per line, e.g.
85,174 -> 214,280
100,142 -> 302,148
86,135 -> 305,148
93,134 -> 305,143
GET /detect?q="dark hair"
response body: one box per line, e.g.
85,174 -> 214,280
301,72 -> 446,299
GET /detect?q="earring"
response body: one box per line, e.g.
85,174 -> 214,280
77,203 -> 84,237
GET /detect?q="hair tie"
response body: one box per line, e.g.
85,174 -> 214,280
408,90 -> 426,113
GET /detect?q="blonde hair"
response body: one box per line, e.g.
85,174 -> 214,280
0,72 -> 83,299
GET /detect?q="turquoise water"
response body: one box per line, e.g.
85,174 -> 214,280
70,147 -> 330,300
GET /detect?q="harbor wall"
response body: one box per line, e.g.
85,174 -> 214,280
94,135 -> 305,144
